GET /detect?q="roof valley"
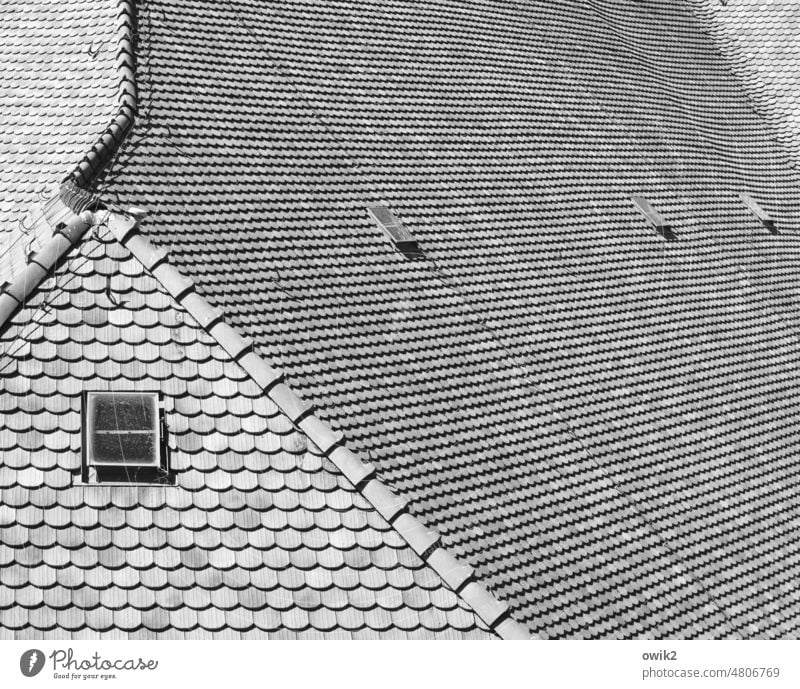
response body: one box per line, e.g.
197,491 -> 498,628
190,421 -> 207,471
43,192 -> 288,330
60,0 -> 139,213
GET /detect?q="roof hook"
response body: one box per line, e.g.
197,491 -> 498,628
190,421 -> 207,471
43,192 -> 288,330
37,182 -> 56,203
105,275 -> 127,309
17,212 -> 34,235
24,238 -> 36,264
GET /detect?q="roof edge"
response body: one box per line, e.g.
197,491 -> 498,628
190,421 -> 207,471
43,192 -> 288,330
106,212 -> 535,640
60,0 -> 138,212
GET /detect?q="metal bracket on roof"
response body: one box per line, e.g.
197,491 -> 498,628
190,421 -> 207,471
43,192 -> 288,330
631,195 -> 674,240
367,205 -> 420,255
739,193 -> 776,232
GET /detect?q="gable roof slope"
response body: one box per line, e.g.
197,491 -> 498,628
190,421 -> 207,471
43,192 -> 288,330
6,0 -> 800,639
0,207 -> 499,639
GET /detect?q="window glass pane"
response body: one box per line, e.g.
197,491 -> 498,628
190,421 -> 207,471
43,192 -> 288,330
92,432 -> 158,465
87,392 -> 160,466
92,392 -> 156,431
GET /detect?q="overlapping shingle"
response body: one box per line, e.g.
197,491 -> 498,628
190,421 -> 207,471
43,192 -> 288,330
687,0 -> 800,174
0,220 -> 492,639
0,0 -> 119,276
96,0 -> 800,637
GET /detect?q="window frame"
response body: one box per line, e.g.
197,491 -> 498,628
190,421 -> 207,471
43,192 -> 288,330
81,390 -> 172,485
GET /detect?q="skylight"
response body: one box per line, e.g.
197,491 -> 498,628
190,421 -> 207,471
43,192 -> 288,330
367,205 -> 419,254
631,195 -> 674,240
82,391 -> 171,484
739,192 -> 776,232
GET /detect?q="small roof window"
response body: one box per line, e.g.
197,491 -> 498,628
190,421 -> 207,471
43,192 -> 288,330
631,195 -> 674,240
367,205 -> 419,255
739,192 -> 776,232
82,391 -> 171,484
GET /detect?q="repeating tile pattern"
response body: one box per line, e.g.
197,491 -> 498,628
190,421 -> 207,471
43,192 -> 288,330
0,0 -> 118,271
0,222 -> 491,639
100,0 -> 800,637
687,0 -> 800,171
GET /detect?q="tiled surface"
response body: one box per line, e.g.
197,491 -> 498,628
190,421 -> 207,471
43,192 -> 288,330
0,0 -> 118,274
687,0 -> 800,171
0,222 -> 491,639
99,0 -> 800,638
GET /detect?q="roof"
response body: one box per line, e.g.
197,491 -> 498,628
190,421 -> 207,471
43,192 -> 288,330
4,0 -> 800,639
0,206 -> 495,639
0,0 -> 525,638
687,0 -> 800,170
97,0 -> 800,638
0,0 -> 119,276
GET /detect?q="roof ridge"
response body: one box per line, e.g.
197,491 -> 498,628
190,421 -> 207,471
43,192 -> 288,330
59,0 -> 138,213
0,203 -> 95,334
105,212 -> 533,641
